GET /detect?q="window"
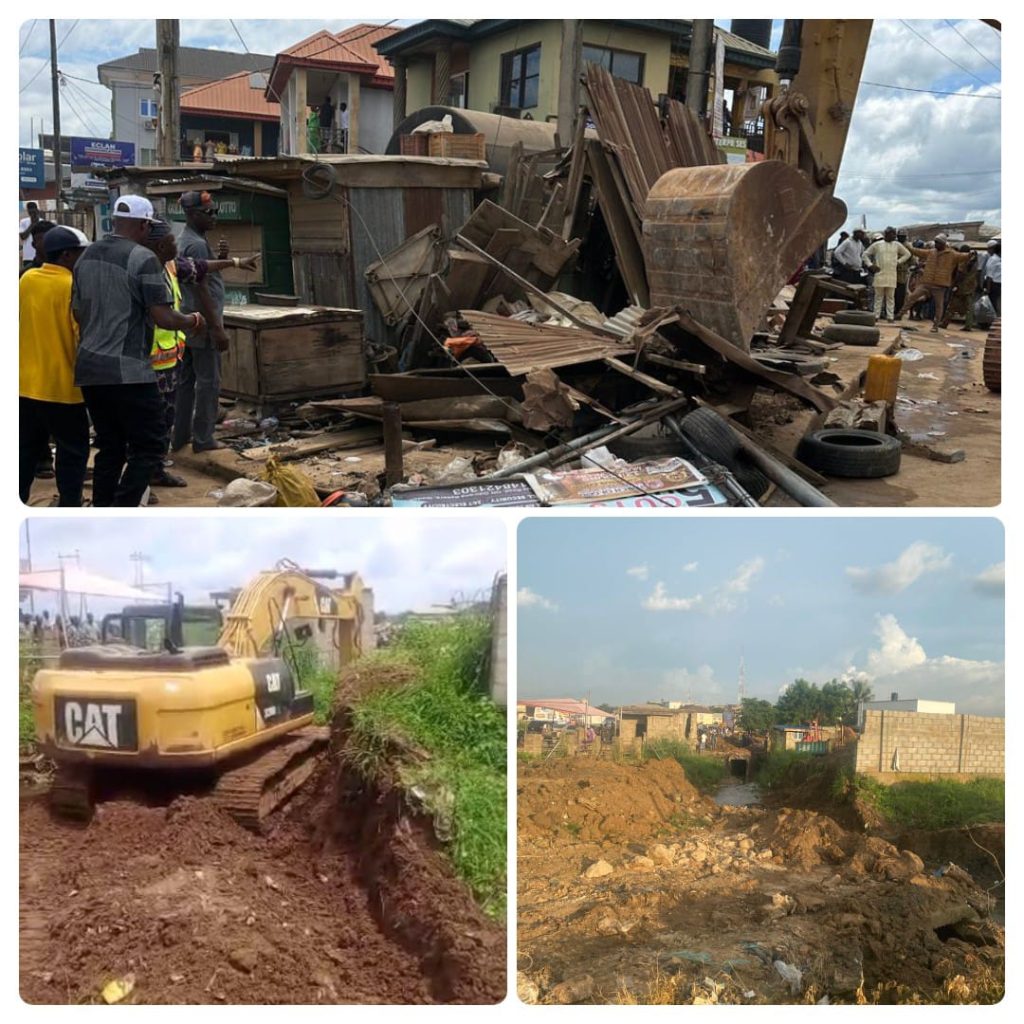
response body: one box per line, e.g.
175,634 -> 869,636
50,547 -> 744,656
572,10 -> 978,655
140,148 -> 156,166
449,71 -> 469,110
500,43 -> 541,110
139,98 -> 158,118
582,44 -> 645,85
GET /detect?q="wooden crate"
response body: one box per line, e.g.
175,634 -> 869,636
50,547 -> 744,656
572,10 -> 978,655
399,133 -> 429,156
427,132 -> 485,161
221,305 -> 366,402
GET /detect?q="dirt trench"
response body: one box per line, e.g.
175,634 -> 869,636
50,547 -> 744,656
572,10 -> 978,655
20,733 -> 505,1004
517,757 -> 1003,1005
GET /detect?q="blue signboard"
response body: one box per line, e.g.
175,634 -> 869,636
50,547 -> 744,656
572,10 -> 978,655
19,148 -> 45,190
69,137 -> 136,169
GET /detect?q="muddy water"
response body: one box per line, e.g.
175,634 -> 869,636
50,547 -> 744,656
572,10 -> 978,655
714,781 -> 762,806
896,335 -> 977,443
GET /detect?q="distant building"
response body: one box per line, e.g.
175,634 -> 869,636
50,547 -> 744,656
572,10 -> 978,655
518,699 -> 610,726
897,220 -> 999,244
267,24 -> 400,156
98,45 -> 275,166
857,693 -> 956,730
180,71 -> 281,158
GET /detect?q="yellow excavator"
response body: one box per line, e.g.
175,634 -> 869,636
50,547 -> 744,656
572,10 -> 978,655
31,561 -> 374,829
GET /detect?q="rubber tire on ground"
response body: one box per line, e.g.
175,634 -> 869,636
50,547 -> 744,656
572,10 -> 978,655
983,319 -> 1001,393
732,458 -> 771,501
833,309 -> 877,327
796,429 -> 901,479
822,323 -> 881,346
677,407 -> 741,466
607,434 -> 686,462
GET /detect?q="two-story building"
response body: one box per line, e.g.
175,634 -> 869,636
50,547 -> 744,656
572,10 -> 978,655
98,45 -> 276,167
374,19 -> 776,134
267,23 -> 400,156
180,72 -> 281,159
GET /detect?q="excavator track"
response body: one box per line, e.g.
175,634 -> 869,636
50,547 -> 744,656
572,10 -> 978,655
212,726 -> 330,831
50,764 -> 95,822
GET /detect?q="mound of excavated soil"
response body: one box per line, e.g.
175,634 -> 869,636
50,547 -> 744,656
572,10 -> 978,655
518,756 -> 715,843
21,726 -> 506,1004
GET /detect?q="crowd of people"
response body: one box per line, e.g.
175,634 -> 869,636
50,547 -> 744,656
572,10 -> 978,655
19,193 -> 259,508
831,227 -> 1000,331
19,610 -> 101,649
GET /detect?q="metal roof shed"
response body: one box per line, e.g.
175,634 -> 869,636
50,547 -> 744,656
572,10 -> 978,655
211,154 -> 485,348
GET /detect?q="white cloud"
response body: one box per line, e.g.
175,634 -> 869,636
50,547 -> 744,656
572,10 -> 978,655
643,582 -> 704,612
682,562 -> 699,572
517,587 -> 558,612
723,557 -> 765,594
846,541 -> 952,594
626,565 -> 650,580
658,665 -> 723,702
973,562 -> 1004,596
644,556 -> 764,614
853,614 -> 1003,716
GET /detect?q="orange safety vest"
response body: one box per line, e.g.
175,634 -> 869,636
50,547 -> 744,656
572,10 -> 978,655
150,260 -> 184,371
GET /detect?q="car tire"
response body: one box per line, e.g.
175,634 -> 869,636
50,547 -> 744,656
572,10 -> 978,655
822,324 -> 881,346
834,310 -> 877,327
607,434 -> 686,462
677,407 -> 741,465
983,319 -> 1000,393
733,459 -> 772,501
796,429 -> 901,478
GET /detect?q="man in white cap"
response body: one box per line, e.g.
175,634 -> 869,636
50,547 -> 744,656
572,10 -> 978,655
899,232 -> 972,331
863,227 -> 912,321
72,194 -> 205,506
20,226 -> 92,506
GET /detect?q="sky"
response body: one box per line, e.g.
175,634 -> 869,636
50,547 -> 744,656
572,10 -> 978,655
17,18 -> 1000,233
20,517 -> 506,617
517,518 -> 1005,716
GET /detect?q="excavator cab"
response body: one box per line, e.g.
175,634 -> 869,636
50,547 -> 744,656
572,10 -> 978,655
101,593 -> 222,651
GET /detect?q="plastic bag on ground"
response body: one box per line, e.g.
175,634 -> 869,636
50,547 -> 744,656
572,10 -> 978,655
217,478 -> 278,507
261,456 -> 321,507
973,294 -> 996,329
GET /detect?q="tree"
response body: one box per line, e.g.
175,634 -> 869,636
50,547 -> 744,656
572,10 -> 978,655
775,678 -> 823,724
820,679 -> 855,726
738,697 -> 776,734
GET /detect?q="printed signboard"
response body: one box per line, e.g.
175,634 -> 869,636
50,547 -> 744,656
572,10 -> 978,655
19,148 -> 45,190
69,137 -> 136,169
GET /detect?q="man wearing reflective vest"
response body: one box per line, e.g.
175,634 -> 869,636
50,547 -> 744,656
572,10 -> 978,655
145,218 -> 262,488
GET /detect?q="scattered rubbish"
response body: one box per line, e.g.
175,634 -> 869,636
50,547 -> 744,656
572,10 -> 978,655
773,960 -> 803,995
101,974 -> 135,1004
895,348 -> 925,361
217,479 -> 278,507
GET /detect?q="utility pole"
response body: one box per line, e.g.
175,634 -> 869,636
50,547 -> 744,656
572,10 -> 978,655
156,20 -> 181,165
49,19 -> 63,218
685,19 -> 714,121
556,20 -> 583,150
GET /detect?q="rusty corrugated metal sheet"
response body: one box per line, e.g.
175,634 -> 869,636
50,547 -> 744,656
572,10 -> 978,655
462,311 -> 628,376
181,71 -> 280,120
350,186 -> 407,345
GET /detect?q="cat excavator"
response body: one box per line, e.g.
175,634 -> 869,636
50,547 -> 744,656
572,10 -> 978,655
31,561 -> 373,829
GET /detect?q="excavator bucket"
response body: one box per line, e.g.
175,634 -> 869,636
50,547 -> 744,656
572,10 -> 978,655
643,160 -> 847,352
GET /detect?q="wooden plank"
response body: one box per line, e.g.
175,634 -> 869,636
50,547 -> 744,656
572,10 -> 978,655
239,426 -> 383,463
603,356 -> 682,397
643,352 -> 706,376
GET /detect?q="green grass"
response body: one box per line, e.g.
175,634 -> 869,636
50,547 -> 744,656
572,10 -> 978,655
643,739 -> 725,794
853,775 -> 1004,829
345,616 -> 506,918
754,750 -> 810,790
287,643 -> 339,725
19,640 -> 41,750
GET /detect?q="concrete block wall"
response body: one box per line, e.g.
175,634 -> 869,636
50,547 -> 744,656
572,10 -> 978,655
522,732 -> 543,756
855,710 -> 1004,777
646,715 -> 687,741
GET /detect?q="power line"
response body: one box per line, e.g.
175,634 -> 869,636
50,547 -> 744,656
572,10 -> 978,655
20,20 -> 80,95
20,20 -> 37,56
228,19 -> 250,54
58,19 -> 79,49
944,19 -> 1001,74
898,20 -> 1000,94
860,80 -> 1000,100
59,82 -> 102,138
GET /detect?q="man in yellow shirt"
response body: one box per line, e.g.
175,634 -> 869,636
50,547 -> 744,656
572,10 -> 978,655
20,226 -> 91,506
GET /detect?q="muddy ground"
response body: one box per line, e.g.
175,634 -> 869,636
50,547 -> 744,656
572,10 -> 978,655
20,744 -> 505,1004
517,756 -> 1003,1005
25,324 -> 998,511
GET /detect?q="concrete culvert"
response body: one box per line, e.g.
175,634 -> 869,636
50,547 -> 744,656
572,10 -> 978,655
728,757 -> 748,779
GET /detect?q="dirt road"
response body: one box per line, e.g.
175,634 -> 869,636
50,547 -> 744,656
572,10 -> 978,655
20,754 -> 505,1004
517,757 -> 1003,1004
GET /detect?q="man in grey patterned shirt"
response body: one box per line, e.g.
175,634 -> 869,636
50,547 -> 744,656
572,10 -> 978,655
72,194 -> 204,506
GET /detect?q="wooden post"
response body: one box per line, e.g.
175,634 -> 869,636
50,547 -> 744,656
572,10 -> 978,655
686,20 -> 714,118
347,72 -> 361,154
253,121 -> 263,157
433,44 -> 451,105
383,403 -> 404,487
294,67 -> 307,155
731,78 -> 749,135
49,20 -> 63,218
392,57 -> 407,130
557,20 -> 582,149
156,20 -> 181,165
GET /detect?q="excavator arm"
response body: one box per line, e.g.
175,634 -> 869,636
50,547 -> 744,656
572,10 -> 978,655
217,561 -> 368,668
